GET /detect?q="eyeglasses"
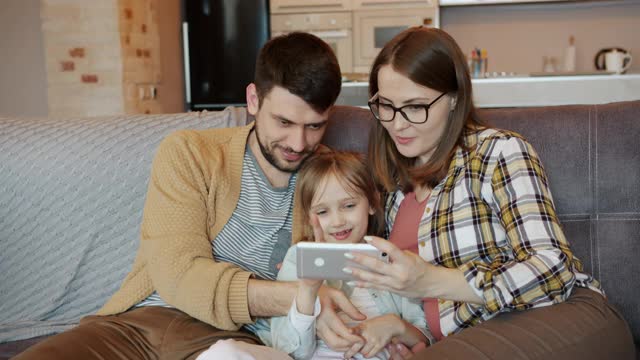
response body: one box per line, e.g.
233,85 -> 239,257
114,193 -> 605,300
367,92 -> 447,124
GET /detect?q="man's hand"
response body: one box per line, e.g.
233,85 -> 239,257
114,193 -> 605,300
316,286 -> 366,351
247,279 -> 298,317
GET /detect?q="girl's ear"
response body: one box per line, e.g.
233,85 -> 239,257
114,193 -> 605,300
369,206 -> 375,215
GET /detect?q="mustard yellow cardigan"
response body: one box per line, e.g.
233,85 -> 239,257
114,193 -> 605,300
97,123 -> 304,330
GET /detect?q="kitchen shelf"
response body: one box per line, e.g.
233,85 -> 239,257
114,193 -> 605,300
439,0 -> 579,6
336,73 -> 640,108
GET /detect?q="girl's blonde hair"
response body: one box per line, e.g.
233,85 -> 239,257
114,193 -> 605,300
296,151 -> 384,242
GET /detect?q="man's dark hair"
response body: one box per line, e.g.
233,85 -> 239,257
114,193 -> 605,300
254,32 -> 342,113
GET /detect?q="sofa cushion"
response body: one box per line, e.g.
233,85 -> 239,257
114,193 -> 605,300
483,101 -> 640,346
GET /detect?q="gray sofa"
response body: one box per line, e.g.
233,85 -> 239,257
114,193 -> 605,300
1,101 -> 638,359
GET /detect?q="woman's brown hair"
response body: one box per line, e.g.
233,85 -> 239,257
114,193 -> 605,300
296,151 -> 385,242
368,27 -> 487,192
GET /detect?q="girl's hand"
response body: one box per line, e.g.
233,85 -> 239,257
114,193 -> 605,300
295,214 -> 326,315
348,314 -> 403,358
308,210 -> 367,349
316,286 -> 366,351
346,236 -> 438,299
295,279 -> 323,316
310,214 -> 325,243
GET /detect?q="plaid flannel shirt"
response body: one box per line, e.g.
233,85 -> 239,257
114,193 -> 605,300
385,128 -> 602,337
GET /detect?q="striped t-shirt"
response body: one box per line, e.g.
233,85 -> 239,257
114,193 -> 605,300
136,144 -> 296,308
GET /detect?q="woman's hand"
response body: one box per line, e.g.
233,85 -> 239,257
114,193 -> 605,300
346,236 -> 437,299
348,236 -> 484,304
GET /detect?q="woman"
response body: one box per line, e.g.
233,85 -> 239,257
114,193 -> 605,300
322,27 -> 634,359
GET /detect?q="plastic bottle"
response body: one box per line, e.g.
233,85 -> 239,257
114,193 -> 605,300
564,35 -> 576,72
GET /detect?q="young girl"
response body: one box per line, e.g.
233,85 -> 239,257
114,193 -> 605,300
196,151 -> 431,360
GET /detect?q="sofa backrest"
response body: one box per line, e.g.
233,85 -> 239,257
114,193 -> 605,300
324,101 -> 640,345
1,101 -> 638,345
0,108 -> 248,342
484,102 -> 640,346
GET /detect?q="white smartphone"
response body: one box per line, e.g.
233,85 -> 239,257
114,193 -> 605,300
296,242 -> 389,281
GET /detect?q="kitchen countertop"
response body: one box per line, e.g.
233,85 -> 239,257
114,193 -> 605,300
338,73 -> 640,108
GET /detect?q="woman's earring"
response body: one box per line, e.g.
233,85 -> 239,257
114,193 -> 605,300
450,97 -> 457,111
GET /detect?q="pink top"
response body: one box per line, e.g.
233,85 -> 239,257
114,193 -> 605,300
388,192 -> 444,342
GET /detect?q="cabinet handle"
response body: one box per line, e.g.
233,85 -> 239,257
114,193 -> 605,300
309,30 -> 350,38
360,0 -> 428,6
277,3 -> 344,9
182,22 -> 191,105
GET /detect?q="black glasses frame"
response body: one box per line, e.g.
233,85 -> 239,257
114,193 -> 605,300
367,92 -> 447,124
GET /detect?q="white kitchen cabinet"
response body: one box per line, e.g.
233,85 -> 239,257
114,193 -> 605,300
270,0 -> 352,14
338,74 -> 640,108
271,12 -> 354,72
270,0 -> 440,74
439,0 -> 578,6
352,0 -> 436,10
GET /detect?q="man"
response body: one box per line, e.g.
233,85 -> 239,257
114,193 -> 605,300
16,32 -> 362,360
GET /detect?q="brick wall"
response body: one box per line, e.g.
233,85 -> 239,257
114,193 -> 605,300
119,0 -> 162,114
40,0 -> 163,116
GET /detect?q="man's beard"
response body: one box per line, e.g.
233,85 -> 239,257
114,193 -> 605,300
254,125 -> 312,173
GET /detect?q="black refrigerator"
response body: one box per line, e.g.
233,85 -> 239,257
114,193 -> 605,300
183,0 -> 270,110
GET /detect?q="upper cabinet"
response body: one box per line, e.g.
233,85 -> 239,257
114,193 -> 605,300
270,0 -> 440,74
352,0 -> 437,10
439,0 -> 577,6
270,0 -> 353,13
270,0 -> 438,13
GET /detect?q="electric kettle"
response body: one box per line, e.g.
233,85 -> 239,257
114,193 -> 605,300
594,47 -> 633,74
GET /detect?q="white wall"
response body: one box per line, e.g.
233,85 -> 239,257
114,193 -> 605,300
441,0 -> 640,74
0,0 -> 48,116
